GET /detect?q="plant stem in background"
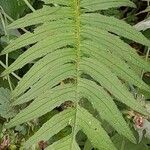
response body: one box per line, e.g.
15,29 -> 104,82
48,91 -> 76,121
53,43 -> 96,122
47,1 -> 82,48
23,0 -> 35,12
6,54 -> 13,91
0,13 -> 13,91
0,61 -> 21,81
140,48 -> 150,79
120,138 -> 125,150
140,0 -> 150,79
0,6 -> 29,33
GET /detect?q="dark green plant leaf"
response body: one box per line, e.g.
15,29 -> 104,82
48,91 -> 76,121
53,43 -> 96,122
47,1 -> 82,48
112,134 -> 150,150
0,87 -> 15,119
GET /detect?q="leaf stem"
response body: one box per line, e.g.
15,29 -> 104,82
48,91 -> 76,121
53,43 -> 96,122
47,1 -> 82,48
6,54 -> 13,91
0,12 -> 13,91
140,0 -> 150,79
23,0 -> 35,12
0,61 -> 21,81
120,138 -> 125,150
0,8 -> 21,81
140,48 -> 150,79
0,6 -> 29,33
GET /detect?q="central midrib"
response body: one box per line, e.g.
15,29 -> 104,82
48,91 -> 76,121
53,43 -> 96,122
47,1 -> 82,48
70,0 -> 81,149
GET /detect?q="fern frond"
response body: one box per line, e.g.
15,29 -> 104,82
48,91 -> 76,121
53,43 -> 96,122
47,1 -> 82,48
2,0 -> 150,149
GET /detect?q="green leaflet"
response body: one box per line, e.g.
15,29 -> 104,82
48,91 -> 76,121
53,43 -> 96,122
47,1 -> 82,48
7,7 -> 74,29
12,48 -> 76,99
81,0 -> 135,11
2,0 -> 150,149
45,135 -> 80,150
79,79 -> 135,143
80,26 -> 150,72
6,85 -> 76,127
23,106 -> 116,150
43,0 -> 73,6
1,33 -> 75,76
76,106 -> 117,150
1,32 -> 37,55
80,57 -> 148,115
1,19 -> 75,55
24,108 -> 76,148
13,64 -> 76,105
81,13 -> 150,47
81,41 -> 150,91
